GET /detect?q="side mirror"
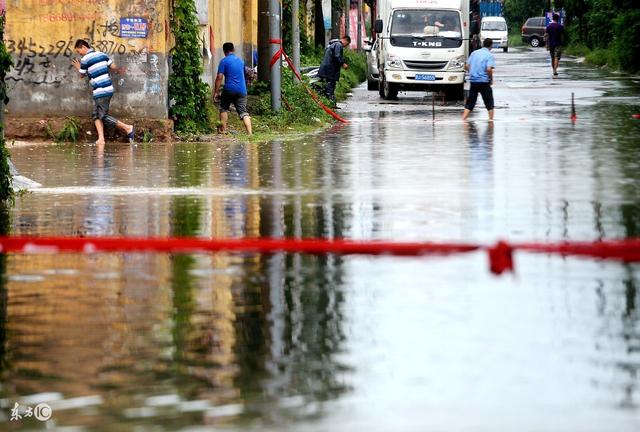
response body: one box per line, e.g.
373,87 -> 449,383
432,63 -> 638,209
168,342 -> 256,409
374,19 -> 383,34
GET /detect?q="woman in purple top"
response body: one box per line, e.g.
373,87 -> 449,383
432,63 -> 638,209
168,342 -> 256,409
544,14 -> 565,77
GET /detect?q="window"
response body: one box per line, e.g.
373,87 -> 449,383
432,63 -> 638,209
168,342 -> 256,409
482,21 -> 507,31
391,9 -> 462,38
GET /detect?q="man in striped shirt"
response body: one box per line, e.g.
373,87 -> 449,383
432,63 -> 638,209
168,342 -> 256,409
72,39 -> 135,145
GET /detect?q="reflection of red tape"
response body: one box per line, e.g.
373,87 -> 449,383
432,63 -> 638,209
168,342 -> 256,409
268,41 -> 348,123
2,236 -> 640,276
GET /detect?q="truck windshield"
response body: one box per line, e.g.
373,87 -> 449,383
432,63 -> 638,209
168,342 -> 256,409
391,9 -> 461,38
482,21 -> 507,31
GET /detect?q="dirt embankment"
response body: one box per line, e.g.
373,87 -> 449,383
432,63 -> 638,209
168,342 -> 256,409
5,117 -> 174,143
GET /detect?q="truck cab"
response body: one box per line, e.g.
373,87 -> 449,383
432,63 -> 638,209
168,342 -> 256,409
375,0 -> 469,100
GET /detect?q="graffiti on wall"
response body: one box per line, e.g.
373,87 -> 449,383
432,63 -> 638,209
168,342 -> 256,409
5,0 -> 168,117
6,16 -> 164,87
143,53 -> 160,94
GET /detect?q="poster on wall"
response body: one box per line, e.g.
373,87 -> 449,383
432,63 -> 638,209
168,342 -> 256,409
120,18 -> 148,38
322,0 -> 332,30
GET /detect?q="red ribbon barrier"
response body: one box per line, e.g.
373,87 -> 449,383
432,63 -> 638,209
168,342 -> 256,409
2,236 -> 640,276
268,40 -> 349,123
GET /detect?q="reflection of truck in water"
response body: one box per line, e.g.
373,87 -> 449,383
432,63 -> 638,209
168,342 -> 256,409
374,0 -> 470,101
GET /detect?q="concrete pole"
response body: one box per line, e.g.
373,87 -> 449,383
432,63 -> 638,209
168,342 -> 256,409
292,0 -> 300,78
357,0 -> 362,50
269,0 -> 281,111
344,0 -> 350,39
258,0 -> 270,82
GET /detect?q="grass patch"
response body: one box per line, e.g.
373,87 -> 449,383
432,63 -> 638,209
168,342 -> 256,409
508,31 -> 524,48
209,51 -> 368,142
585,47 -> 620,69
564,43 -> 590,57
44,116 -> 82,143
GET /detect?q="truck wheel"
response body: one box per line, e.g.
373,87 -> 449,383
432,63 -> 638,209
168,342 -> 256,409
367,78 -> 378,91
379,74 -> 398,100
503,46 -> 508,53
530,37 -> 540,47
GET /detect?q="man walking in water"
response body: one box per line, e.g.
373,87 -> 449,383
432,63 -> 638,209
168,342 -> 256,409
213,42 -> 252,135
545,14 -> 565,77
72,39 -> 135,145
462,38 -> 496,121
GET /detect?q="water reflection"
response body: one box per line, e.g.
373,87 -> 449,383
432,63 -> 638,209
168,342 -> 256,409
1,53 -> 640,429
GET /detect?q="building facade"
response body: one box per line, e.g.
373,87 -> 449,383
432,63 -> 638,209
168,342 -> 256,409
3,0 -> 257,121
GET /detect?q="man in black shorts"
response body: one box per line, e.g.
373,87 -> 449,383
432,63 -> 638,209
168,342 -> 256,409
214,42 -> 252,135
545,14 -> 565,77
463,37 -> 496,121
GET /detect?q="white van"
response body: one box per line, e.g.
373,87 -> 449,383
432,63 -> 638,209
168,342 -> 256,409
480,16 -> 508,52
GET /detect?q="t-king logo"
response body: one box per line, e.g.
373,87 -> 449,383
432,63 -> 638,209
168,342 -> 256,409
413,41 -> 443,47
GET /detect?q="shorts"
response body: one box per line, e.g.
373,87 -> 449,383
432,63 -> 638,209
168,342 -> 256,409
220,90 -> 249,119
92,96 -> 117,127
549,46 -> 562,61
464,82 -> 494,111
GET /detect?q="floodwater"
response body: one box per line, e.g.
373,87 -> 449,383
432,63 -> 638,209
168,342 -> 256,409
1,48 -> 640,431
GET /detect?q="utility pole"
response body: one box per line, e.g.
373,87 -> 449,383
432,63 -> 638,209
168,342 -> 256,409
315,0 -> 324,48
345,0 -> 350,40
258,0 -> 270,82
269,0 -> 281,111
357,0 -> 362,50
292,0 -> 300,77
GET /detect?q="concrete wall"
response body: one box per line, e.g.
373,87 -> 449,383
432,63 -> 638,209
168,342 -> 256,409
5,0 -> 169,119
4,0 -> 258,119
204,0 -> 257,87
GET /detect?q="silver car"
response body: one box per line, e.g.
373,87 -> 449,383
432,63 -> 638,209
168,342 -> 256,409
365,39 -> 379,91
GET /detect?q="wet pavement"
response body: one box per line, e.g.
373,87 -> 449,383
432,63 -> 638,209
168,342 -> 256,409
1,47 -> 640,431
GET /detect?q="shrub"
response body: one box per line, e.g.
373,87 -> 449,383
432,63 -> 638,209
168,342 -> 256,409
612,9 -> 640,72
44,116 -> 82,143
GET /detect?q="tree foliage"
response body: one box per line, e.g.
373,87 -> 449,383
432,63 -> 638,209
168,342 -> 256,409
504,0 -> 546,28
0,13 -> 13,203
564,0 -> 640,71
169,0 -> 211,133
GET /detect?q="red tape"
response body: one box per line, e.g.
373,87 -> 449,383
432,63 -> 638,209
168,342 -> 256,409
268,46 -> 349,123
2,236 -> 640,276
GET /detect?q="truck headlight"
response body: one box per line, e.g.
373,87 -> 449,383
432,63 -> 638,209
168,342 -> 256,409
386,55 -> 403,69
448,55 -> 465,70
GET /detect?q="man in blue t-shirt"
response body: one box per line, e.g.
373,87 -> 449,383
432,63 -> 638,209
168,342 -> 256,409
462,37 -> 496,121
214,42 -> 252,135
545,14 -> 565,77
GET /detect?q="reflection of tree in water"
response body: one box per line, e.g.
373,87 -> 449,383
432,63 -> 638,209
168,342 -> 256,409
590,96 -> 640,409
232,253 -> 350,423
612,97 -> 640,408
229,140 -> 350,423
0,204 -> 8,377
618,203 -> 639,408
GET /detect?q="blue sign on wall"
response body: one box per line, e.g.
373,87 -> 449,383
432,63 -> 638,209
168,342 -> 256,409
120,17 -> 148,38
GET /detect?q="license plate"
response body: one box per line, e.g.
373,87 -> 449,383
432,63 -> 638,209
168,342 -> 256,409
493,43 -> 500,48
415,74 -> 436,81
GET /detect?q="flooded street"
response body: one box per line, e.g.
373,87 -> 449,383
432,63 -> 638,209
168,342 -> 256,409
2,47 -> 640,431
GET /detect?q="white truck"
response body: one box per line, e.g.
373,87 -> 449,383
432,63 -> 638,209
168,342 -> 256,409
374,0 -> 469,100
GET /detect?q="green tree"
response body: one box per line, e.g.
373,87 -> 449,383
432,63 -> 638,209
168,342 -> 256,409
612,9 -> 640,71
0,13 -> 13,203
504,0 -> 546,28
169,0 -> 211,133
